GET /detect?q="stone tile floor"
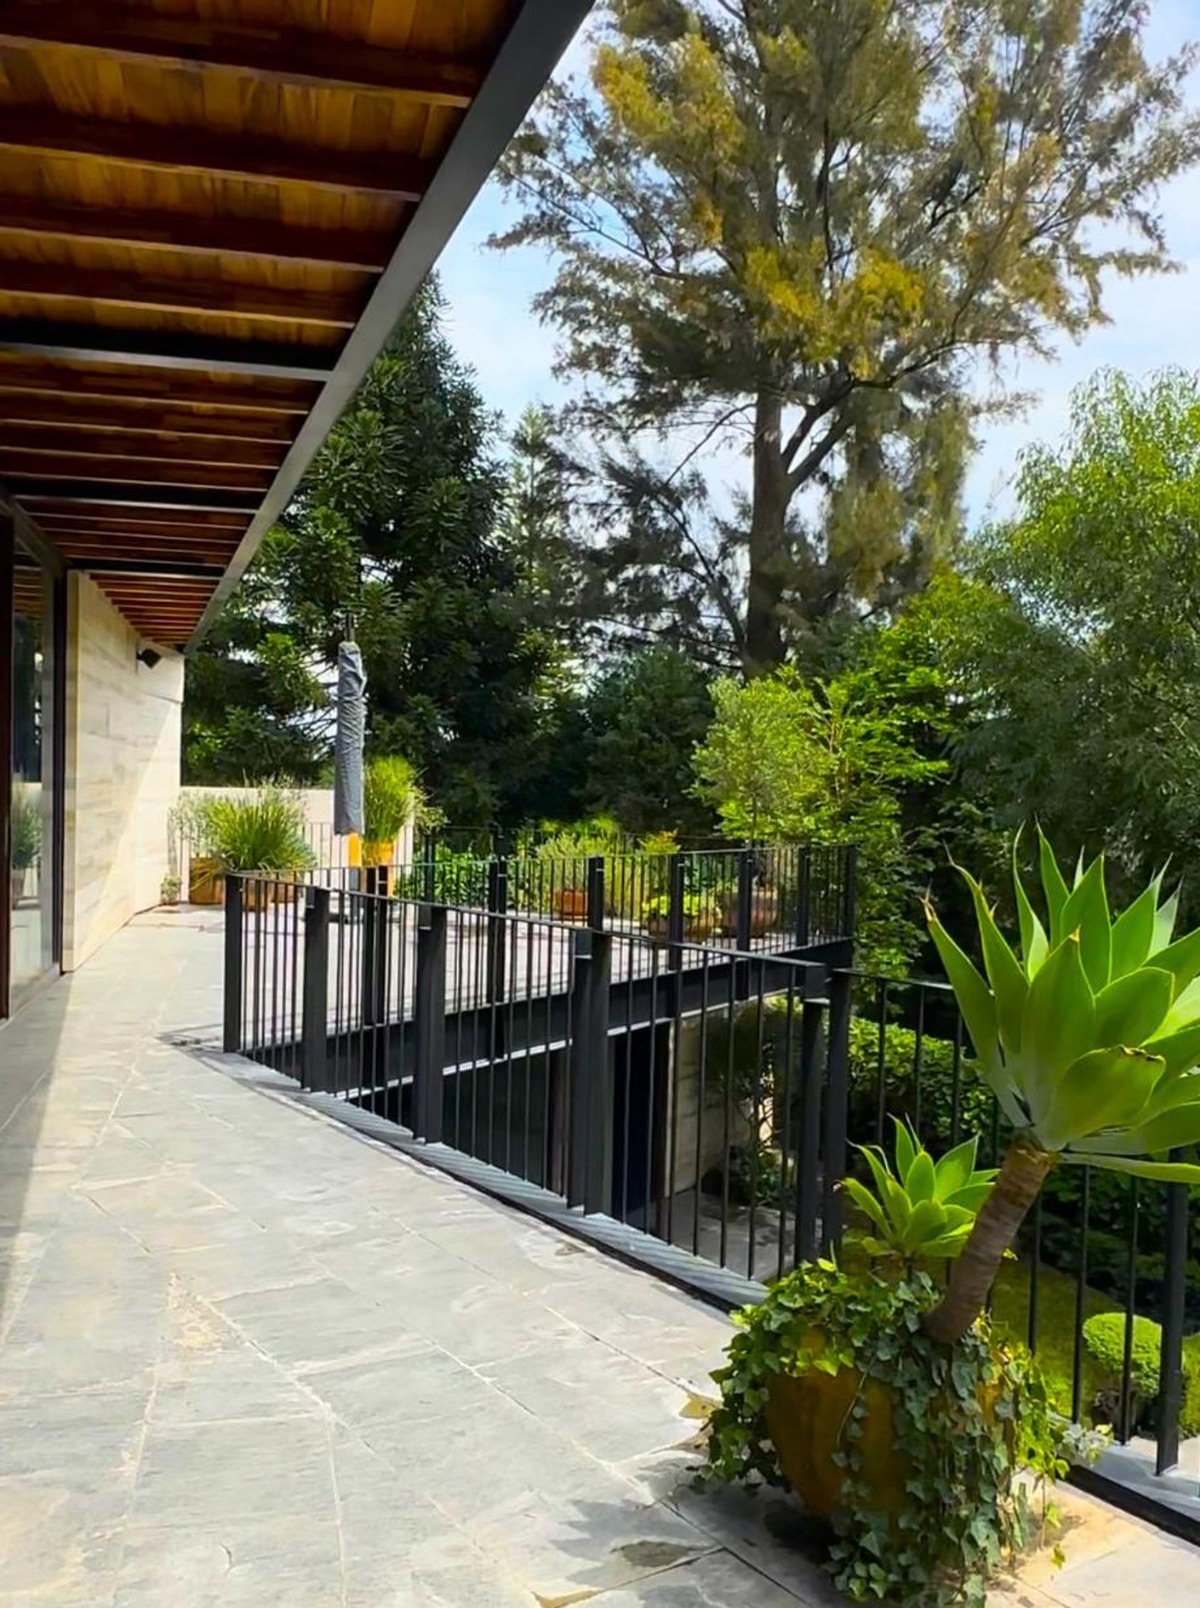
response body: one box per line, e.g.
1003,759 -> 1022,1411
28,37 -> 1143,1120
0,910 -> 1196,1606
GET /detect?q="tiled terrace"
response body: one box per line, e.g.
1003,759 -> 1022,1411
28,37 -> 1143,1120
0,911 -> 1195,1606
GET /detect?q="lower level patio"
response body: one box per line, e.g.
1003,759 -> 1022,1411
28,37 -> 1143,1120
0,911 -> 1195,1606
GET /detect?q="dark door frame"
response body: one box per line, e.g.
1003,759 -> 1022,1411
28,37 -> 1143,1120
0,509 -> 14,1020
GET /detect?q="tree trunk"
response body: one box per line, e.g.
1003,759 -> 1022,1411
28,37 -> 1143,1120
744,388 -> 789,676
922,1135 -> 1058,1346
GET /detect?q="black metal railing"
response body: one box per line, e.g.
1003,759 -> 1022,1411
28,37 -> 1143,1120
846,969 -> 1195,1497
293,841 -> 857,955
221,875 -> 1198,1529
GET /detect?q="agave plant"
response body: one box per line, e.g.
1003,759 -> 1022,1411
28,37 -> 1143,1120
924,831 -> 1200,1343
844,1118 -> 997,1262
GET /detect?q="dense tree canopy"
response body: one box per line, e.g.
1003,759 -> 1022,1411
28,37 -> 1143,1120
495,0 -> 1199,669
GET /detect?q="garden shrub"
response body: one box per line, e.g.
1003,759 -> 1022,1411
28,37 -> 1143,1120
1082,1312 -> 1163,1402
847,1018 -> 997,1154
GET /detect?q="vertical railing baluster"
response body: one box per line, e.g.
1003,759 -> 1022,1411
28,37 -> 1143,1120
223,874 -> 244,1054
301,886 -> 330,1093
413,905 -> 447,1143
1157,1174 -> 1189,1474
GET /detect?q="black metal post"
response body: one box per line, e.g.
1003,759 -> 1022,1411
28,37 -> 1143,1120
736,847 -> 753,951
222,874 -> 244,1053
485,857 -> 508,1003
666,852 -> 686,971
581,930 -> 613,1216
361,866 -> 389,1028
796,847 -> 812,948
796,998 -> 825,1263
413,905 -> 447,1143
1157,1176 -> 1190,1474
301,886 -> 331,1093
820,966 -> 853,1252
566,929 -> 613,1214
586,854 -> 606,932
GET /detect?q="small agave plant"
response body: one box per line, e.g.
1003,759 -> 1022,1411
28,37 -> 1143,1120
924,831 -> 1200,1344
844,1118 -> 997,1262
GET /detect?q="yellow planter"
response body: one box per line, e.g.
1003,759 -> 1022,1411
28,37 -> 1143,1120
188,855 -> 225,907
765,1330 -> 1008,1520
362,838 -> 395,868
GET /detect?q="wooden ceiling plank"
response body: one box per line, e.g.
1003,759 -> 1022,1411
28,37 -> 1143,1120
0,260 -> 359,329
0,195 -> 393,271
0,453 -> 274,491
0,107 -> 432,200
0,394 -> 298,442
8,481 -> 261,512
0,3 -> 483,106
0,425 -> 284,469
0,320 -> 338,381
0,362 -> 316,413
73,559 -> 227,579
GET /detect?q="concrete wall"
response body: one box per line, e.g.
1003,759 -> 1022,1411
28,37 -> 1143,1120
62,574 -> 184,971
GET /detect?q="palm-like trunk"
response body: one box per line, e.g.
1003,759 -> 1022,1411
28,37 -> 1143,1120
922,1134 -> 1058,1346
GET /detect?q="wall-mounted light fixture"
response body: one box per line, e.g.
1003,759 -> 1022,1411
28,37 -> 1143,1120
136,647 -> 162,670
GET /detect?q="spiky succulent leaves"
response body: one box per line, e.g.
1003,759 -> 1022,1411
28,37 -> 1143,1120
844,1121 -> 997,1261
927,838 -> 1200,1191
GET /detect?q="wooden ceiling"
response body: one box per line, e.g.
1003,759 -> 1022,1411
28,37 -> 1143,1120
0,0 -> 590,648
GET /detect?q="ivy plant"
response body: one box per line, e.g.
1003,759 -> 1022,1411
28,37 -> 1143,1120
705,1259 -> 1090,1608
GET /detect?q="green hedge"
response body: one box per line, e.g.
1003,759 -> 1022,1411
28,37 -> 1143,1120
846,1017 -> 997,1154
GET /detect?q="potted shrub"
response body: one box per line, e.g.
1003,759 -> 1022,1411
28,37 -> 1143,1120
9,788 -> 40,909
362,755 -> 419,868
194,787 -> 316,907
159,873 -> 181,908
642,892 -> 719,941
706,832 -> 1200,1606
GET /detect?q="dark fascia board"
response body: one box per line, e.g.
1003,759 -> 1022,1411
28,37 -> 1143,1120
0,319 -> 338,382
187,0 -> 595,651
0,488 -> 65,578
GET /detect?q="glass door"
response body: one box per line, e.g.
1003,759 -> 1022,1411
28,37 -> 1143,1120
6,530 -> 59,1009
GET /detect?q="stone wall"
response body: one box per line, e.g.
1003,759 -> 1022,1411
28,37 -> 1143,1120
61,575 -> 184,971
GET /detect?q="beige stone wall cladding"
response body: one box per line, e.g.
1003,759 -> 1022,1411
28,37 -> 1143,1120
62,575 -> 184,972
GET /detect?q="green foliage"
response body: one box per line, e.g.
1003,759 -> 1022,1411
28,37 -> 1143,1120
693,669 -> 946,967
1082,1312 -> 1163,1404
845,1121 -> 997,1262
847,1018 -> 996,1155
185,280 -> 563,827
396,846 -> 489,908
494,2 -> 1197,668
705,1260 -> 1080,1607
363,755 -> 420,845
927,833 -> 1200,1186
642,890 -> 718,924
8,788 -> 41,870
189,788 -> 315,875
581,647 -> 714,834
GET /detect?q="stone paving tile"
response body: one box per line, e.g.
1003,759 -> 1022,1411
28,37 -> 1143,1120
1,915 -> 1194,1608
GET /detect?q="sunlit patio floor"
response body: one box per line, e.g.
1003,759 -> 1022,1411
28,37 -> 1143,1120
0,910 -> 1195,1606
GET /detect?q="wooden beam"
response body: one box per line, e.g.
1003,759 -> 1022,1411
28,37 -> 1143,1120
14,495 -> 247,527
0,358 -> 316,412
37,517 -> 246,541
0,259 -> 360,328
0,320 -> 338,381
0,393 -> 299,443
0,452 -> 274,491
0,106 -> 432,199
72,557 -> 226,579
0,3 -> 483,106
0,425 -> 284,470
7,481 -> 261,512
0,194 -> 393,271
58,545 -> 236,566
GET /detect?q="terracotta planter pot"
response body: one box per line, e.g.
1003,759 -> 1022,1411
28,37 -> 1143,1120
644,911 -> 717,942
719,886 -> 780,940
188,856 -> 225,907
551,888 -> 588,921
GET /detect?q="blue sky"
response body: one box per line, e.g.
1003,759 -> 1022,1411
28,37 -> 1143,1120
437,2 -> 1200,525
